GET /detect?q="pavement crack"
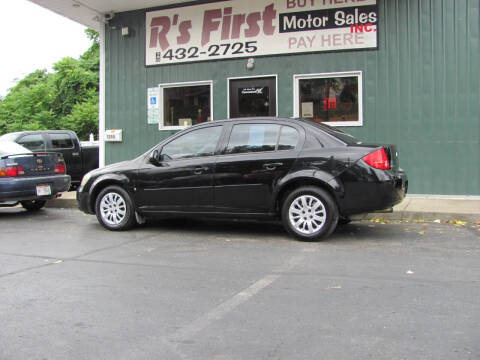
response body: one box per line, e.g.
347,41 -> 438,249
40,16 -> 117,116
0,262 -> 58,279
0,235 -> 156,279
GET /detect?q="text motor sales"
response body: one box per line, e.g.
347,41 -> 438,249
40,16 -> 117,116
146,0 -> 378,65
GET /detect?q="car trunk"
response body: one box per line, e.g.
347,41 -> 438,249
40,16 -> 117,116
2,152 -> 64,176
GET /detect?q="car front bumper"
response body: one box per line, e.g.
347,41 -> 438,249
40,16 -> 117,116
0,175 -> 71,203
77,190 -> 94,214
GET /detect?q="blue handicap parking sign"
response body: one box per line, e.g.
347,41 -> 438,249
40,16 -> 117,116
150,97 -> 157,105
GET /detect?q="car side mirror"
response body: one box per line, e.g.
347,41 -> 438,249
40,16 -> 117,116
149,150 -> 160,165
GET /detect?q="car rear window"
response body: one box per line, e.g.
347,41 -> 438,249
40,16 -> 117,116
17,134 -> 46,151
50,133 -> 74,149
303,120 -> 359,145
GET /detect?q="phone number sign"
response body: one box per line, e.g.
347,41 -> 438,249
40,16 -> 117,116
146,0 -> 378,66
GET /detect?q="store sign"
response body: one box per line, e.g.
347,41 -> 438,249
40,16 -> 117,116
241,87 -> 265,95
147,87 -> 160,124
146,0 -> 378,66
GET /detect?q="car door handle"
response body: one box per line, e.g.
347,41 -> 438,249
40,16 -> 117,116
193,166 -> 209,175
263,162 -> 283,170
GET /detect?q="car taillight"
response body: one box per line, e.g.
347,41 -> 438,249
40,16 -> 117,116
363,148 -> 390,170
0,165 -> 25,177
54,163 -> 66,174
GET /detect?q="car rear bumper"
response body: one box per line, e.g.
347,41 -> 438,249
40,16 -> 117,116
337,167 -> 408,216
0,175 -> 71,202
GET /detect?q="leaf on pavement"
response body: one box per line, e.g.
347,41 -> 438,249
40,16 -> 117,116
446,219 -> 467,226
325,285 -> 342,290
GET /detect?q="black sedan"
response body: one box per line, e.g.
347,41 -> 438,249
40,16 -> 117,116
77,118 -> 407,241
0,141 -> 71,211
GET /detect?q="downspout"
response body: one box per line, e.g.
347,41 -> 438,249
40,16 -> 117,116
99,22 -> 106,167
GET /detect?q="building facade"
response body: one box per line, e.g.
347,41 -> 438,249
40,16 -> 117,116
35,0 -> 480,196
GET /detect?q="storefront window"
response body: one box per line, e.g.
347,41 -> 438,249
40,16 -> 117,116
160,81 -> 212,129
294,72 -> 362,127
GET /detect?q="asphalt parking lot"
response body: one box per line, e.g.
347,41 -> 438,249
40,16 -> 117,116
0,208 -> 479,360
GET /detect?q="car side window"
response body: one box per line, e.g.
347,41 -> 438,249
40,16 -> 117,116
226,124 -> 280,154
278,126 -> 299,150
161,126 -> 222,160
17,134 -> 46,151
50,133 -> 74,149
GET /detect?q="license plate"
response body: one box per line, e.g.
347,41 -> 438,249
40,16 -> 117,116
36,185 -> 51,196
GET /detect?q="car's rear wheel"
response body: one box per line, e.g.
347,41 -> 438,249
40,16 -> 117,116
95,185 -> 136,231
281,186 -> 338,241
21,200 -> 46,211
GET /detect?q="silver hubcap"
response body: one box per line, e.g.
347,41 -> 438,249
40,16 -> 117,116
100,192 -> 127,226
288,195 -> 327,235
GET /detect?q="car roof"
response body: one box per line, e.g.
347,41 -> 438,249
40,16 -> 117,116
192,117 -> 358,146
0,129 -> 76,138
192,117 -> 304,128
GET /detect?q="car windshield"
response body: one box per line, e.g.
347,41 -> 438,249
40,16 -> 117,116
299,118 -> 360,145
0,141 -> 31,157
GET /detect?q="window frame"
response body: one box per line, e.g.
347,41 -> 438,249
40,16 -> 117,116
49,132 -> 75,150
227,74 -> 278,119
158,80 -> 214,131
221,122 -> 301,156
277,125 -> 300,151
293,71 -> 363,127
158,125 -> 224,161
17,133 -> 47,152
224,123 -> 281,155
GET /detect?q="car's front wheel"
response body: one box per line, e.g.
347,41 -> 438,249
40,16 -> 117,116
21,200 -> 46,211
95,185 -> 136,231
281,186 -> 338,241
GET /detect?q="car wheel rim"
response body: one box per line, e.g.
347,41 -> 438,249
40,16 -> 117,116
288,195 -> 327,235
100,192 -> 127,226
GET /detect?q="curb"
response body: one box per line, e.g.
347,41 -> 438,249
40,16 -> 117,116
45,197 -> 78,209
355,211 -> 479,223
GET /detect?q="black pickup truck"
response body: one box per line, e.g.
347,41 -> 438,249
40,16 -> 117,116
0,130 -> 98,188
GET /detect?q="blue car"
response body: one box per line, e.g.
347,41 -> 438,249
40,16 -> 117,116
0,141 -> 71,211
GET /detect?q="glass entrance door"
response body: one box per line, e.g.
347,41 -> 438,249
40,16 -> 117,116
229,77 -> 277,118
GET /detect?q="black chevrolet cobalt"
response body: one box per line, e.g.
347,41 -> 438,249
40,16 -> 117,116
78,118 -> 407,241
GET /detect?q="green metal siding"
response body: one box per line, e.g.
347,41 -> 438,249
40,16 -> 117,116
105,0 -> 479,195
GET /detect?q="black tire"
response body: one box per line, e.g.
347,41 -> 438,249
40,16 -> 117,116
337,217 -> 352,226
21,200 -> 46,212
95,185 -> 136,231
281,186 -> 339,241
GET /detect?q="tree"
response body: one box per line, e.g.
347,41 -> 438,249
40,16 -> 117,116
59,90 -> 98,139
0,29 -> 99,140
